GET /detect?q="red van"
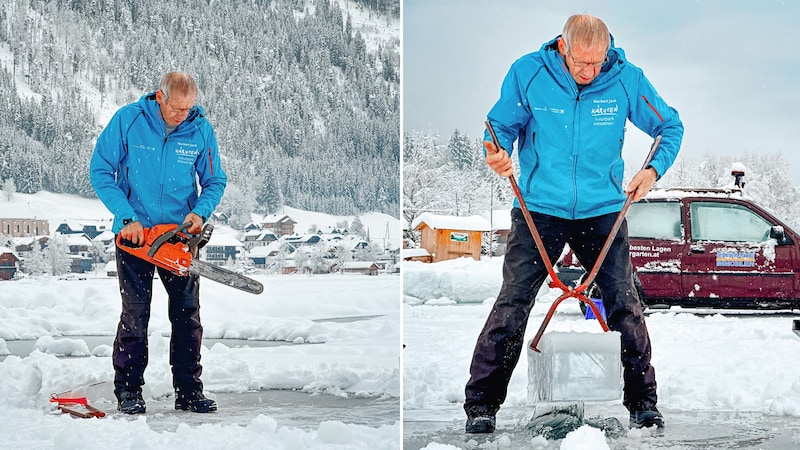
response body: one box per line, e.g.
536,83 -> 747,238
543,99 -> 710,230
558,187 -> 800,310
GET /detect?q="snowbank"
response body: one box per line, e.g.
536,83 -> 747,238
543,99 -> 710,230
402,258 -> 503,304
404,257 -> 800,446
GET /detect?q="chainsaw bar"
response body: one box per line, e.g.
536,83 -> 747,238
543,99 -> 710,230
188,259 -> 264,294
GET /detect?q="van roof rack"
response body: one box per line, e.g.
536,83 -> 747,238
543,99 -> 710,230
646,187 -> 744,199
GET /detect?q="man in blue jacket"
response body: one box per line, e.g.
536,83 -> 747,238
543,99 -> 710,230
464,15 -> 683,433
90,71 -> 227,415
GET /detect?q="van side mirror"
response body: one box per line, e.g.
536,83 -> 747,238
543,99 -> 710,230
770,226 -> 793,245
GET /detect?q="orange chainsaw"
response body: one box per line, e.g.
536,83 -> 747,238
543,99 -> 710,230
116,222 -> 263,294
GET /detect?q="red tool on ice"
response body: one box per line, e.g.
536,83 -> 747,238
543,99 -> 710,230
50,393 -> 106,419
484,120 -> 660,352
116,222 -> 264,294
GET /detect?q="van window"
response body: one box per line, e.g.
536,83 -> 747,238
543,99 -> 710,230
628,202 -> 682,239
690,202 -> 771,242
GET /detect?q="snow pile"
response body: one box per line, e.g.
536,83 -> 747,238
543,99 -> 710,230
403,258 -> 503,304
32,336 -> 91,357
404,257 -> 800,446
0,271 -> 400,448
560,424 -> 609,449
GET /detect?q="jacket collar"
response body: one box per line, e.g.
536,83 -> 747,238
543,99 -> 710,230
540,35 -> 625,93
137,91 -> 204,133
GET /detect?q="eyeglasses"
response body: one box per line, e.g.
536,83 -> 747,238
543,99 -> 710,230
164,97 -> 193,114
568,52 -> 607,71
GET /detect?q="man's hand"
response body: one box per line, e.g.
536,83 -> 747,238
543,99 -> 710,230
626,167 -> 658,202
119,220 -> 144,246
484,141 -> 513,178
183,212 -> 204,234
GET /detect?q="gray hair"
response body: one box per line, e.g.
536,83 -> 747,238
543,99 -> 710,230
159,71 -> 198,100
562,14 -> 610,53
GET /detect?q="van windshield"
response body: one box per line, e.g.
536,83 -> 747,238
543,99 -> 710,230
628,202 -> 682,240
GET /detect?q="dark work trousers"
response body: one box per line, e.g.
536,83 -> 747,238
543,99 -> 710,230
113,240 -> 204,397
464,208 -> 657,415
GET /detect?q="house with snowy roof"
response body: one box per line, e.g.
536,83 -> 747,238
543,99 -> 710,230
411,212 -> 492,263
333,261 -> 379,276
260,214 -> 297,237
104,260 -> 118,277
63,234 -> 93,257
245,245 -> 273,269
0,202 -> 49,238
200,232 -> 245,266
489,209 -> 512,256
55,218 -> 112,239
9,236 -> 47,260
0,246 -> 20,280
241,229 -> 278,251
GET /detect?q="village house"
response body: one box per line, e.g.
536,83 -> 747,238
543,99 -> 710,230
10,236 -> 49,260
0,202 -> 50,238
200,233 -> 245,266
260,214 -> 297,237
63,233 -> 93,258
104,260 -> 118,277
245,245 -> 273,269
55,218 -> 112,239
410,212 -> 492,263
241,229 -> 278,251
1,218 -> 49,237
489,209 -> 512,256
0,246 -> 20,280
334,261 -> 379,276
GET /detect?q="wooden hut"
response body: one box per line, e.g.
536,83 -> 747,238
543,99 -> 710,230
411,213 -> 491,263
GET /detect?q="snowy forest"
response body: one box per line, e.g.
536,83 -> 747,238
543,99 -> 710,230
0,0 -> 400,221
403,129 -> 800,231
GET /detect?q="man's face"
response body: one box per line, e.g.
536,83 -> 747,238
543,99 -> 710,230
156,90 -> 196,127
559,38 -> 608,85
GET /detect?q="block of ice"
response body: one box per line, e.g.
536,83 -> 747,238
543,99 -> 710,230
527,331 -> 622,402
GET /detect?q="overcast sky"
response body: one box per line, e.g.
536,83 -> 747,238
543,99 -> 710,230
403,0 -> 800,180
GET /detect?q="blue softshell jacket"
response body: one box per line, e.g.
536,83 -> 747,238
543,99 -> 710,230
485,36 -> 684,220
90,92 -> 227,233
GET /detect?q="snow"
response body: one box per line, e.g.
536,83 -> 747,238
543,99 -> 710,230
403,256 -> 800,447
411,212 -> 492,232
0,271 -> 400,448
403,258 -> 503,304
0,193 -> 401,449
560,425 -> 610,449
731,162 -> 747,175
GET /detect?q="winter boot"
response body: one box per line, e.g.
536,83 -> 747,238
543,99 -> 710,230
116,390 -> 146,415
629,401 -> 665,430
465,405 -> 497,434
174,389 -> 217,413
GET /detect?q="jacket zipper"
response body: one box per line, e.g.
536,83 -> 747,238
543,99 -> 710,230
160,135 -> 169,223
571,92 -> 581,219
642,95 -> 664,122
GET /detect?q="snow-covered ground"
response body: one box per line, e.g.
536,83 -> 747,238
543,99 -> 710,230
403,258 -> 800,449
0,271 -> 400,449
0,191 -> 402,449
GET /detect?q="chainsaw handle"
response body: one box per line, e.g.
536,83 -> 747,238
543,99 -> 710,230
147,222 -> 192,257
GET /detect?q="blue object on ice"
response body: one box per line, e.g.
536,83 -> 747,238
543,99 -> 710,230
584,298 -> 606,321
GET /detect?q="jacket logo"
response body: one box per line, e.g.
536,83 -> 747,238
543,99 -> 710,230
175,148 -> 199,157
533,106 -> 565,114
592,99 -> 618,126
175,145 -> 200,164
